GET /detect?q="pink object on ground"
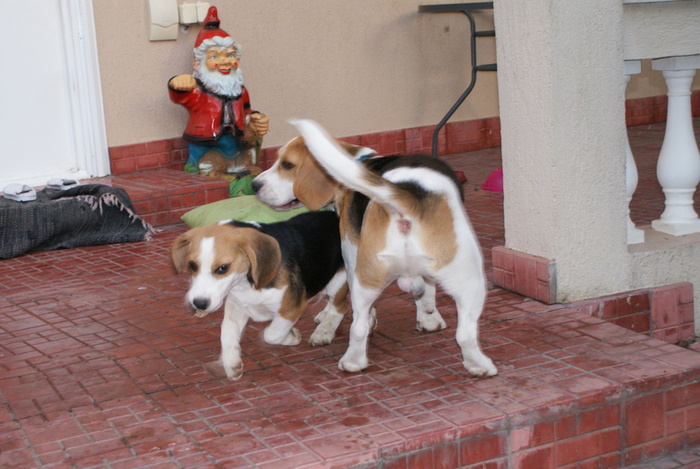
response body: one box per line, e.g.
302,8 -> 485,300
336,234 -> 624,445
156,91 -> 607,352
481,168 -> 503,191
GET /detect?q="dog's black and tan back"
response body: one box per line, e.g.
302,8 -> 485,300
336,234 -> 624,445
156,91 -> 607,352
229,211 -> 344,300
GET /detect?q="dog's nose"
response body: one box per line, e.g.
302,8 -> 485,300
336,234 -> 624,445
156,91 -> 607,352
192,298 -> 209,311
250,180 -> 261,193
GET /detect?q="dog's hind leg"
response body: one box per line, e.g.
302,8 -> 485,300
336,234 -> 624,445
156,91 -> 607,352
312,270 -> 347,326
440,274 -> 497,378
221,299 -> 250,380
398,276 -> 446,332
445,281 -> 498,378
310,271 -> 349,346
412,280 -> 447,332
338,283 -> 381,372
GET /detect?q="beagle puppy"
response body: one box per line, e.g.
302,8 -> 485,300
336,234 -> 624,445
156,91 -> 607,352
171,211 -> 348,380
253,120 -> 496,378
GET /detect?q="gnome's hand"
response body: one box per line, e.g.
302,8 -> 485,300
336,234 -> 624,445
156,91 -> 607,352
169,74 -> 197,92
249,113 -> 270,136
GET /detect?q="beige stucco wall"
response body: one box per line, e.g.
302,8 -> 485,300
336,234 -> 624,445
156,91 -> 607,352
94,0 -> 502,148
91,1 -> 694,150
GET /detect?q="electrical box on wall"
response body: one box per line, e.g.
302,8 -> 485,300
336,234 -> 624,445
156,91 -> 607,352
196,2 -> 211,22
148,0 -> 179,41
179,2 -> 211,25
178,3 -> 198,24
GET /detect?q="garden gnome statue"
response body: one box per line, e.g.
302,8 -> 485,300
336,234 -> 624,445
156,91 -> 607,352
168,6 -> 269,177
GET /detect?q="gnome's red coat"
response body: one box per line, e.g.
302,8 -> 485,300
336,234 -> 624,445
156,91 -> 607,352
168,79 -> 252,142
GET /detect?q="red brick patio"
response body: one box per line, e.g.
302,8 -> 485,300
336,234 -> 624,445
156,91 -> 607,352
1,120 -> 699,468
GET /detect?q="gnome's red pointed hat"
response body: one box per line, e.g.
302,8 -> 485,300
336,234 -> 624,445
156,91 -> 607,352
193,6 -> 240,58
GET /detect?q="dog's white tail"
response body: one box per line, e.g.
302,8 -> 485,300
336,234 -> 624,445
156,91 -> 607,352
291,119 -> 407,214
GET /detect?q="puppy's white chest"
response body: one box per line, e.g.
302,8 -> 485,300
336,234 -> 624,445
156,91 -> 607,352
228,285 -> 286,322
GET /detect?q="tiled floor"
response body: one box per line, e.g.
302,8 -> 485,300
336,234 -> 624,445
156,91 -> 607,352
1,120 -> 699,468
627,445 -> 700,469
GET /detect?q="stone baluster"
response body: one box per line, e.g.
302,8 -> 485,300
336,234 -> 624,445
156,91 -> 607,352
651,54 -> 700,236
625,60 -> 645,244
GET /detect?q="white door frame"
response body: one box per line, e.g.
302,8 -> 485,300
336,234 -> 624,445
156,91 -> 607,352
58,0 -> 110,179
0,0 -> 109,188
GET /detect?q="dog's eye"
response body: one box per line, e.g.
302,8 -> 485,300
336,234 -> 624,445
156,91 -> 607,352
215,264 -> 230,275
187,261 -> 198,273
281,161 -> 295,170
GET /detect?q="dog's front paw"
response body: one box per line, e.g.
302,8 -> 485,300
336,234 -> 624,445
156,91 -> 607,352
284,327 -> 302,346
463,359 -> 498,378
224,361 -> 244,380
338,352 -> 368,373
308,327 -> 334,347
263,325 -> 302,345
221,349 -> 244,380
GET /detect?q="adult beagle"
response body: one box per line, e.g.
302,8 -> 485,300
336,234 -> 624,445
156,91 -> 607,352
252,121 -> 497,378
171,211 -> 348,380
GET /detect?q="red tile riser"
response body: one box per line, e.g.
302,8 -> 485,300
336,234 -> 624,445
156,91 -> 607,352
492,246 -> 694,345
107,117 -> 505,175
107,93 -> 699,175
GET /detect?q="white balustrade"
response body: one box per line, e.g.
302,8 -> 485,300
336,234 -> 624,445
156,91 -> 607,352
650,54 -> 700,236
625,60 -> 645,244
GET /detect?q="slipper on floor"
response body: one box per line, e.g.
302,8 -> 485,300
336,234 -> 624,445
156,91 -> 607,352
481,168 -> 503,192
3,183 -> 37,202
46,178 -> 79,190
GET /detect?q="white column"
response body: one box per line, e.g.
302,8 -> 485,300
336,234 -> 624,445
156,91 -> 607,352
651,55 -> 700,236
625,60 -> 644,244
494,0 -> 629,302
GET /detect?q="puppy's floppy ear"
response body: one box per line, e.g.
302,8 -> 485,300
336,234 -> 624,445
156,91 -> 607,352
294,157 -> 338,211
239,230 -> 281,289
171,231 -> 193,273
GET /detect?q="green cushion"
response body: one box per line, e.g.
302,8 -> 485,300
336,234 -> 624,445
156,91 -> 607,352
228,175 -> 256,197
181,195 -> 310,227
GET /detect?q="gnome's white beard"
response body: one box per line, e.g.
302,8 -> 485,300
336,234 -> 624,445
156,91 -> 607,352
195,66 -> 244,98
